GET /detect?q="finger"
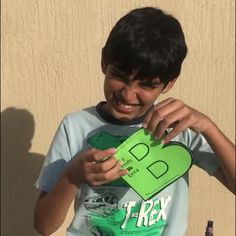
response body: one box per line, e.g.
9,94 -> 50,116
143,98 -> 175,128
153,106 -> 188,139
85,148 -> 116,163
88,156 -> 118,173
88,162 -> 128,186
145,99 -> 184,134
91,169 -> 129,186
153,97 -> 176,110
163,117 -> 192,143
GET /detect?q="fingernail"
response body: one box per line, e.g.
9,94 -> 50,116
119,161 -> 124,166
109,148 -> 117,153
161,139 -> 166,145
142,123 -> 147,128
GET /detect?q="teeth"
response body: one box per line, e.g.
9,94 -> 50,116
119,103 -> 134,109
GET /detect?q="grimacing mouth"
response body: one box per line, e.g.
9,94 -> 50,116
113,93 -> 140,107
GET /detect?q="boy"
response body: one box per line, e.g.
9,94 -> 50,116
34,7 -> 235,236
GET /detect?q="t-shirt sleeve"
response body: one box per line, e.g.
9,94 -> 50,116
35,117 -> 72,192
184,129 -> 220,176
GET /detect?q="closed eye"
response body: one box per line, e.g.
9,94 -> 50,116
109,68 -> 130,84
110,68 -> 125,78
140,81 -> 162,89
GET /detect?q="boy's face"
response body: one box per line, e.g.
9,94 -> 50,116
102,64 -> 175,121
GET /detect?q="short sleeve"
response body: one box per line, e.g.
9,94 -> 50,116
184,129 -> 220,176
35,118 -> 72,192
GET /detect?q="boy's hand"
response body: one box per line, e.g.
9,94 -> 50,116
65,148 -> 128,187
143,97 -> 211,143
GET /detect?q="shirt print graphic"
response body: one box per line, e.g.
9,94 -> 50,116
86,131 -> 170,235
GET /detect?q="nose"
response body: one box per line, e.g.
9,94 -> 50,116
119,85 -> 139,103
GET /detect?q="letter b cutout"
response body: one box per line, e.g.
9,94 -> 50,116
116,129 -> 193,200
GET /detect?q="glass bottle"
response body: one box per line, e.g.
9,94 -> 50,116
205,220 -> 214,236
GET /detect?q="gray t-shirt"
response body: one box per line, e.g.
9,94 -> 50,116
35,103 -> 220,236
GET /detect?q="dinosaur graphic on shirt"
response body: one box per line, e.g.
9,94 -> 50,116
87,131 -> 128,150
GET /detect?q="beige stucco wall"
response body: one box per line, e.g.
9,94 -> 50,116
1,0 -> 235,235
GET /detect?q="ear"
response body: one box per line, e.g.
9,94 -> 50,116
161,78 -> 177,94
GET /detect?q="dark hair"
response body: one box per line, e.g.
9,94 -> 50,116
102,7 -> 187,84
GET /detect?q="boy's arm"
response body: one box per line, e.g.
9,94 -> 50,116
34,175 -> 78,236
34,148 -> 127,235
143,98 -> 235,194
201,121 -> 235,193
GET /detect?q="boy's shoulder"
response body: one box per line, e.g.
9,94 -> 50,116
63,105 -> 98,122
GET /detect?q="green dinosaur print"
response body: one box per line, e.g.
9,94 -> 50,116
87,131 -> 128,150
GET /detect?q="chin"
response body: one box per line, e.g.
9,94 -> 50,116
111,109 -> 139,121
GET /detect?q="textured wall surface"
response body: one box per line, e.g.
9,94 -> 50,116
1,0 -> 235,235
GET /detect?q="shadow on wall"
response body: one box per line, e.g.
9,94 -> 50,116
1,107 -> 45,236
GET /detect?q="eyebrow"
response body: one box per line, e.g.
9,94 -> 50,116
110,67 -> 126,77
110,66 -> 162,84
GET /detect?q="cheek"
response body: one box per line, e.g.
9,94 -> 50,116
140,90 -> 161,105
104,78 -> 123,94
103,80 -> 113,100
